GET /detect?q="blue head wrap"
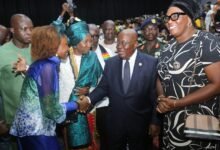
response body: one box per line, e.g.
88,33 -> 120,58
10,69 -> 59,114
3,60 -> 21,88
66,21 -> 89,46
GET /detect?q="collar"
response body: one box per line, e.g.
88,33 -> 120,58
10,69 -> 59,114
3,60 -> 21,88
124,49 -> 137,62
155,41 -> 160,49
129,49 -> 137,62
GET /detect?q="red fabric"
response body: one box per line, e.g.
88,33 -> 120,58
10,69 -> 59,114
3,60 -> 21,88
87,113 -> 99,150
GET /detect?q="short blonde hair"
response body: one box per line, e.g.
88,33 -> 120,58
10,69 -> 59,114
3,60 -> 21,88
31,25 -> 60,60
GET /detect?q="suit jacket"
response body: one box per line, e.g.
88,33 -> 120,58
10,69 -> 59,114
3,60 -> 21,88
89,50 -> 159,133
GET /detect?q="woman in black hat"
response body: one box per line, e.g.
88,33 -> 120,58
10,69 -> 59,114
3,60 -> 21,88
157,0 -> 220,149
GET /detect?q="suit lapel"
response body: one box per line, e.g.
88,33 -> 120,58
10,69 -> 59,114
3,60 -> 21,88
116,57 -> 124,93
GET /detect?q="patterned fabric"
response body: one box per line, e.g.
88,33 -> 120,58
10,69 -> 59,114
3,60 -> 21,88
66,21 -> 89,46
67,51 -> 102,148
100,45 -> 110,61
10,56 -> 66,137
157,31 -> 220,149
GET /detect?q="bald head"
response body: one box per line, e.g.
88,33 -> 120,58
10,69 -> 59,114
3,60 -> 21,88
10,14 -> 32,28
103,20 -> 115,28
10,14 -> 33,48
88,24 -> 99,32
118,29 -> 138,41
0,25 -> 10,45
117,29 -> 138,59
0,25 -> 7,32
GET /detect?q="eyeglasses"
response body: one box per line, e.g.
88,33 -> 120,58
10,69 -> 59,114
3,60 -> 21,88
163,12 -> 186,23
116,41 -> 130,47
91,34 -> 99,39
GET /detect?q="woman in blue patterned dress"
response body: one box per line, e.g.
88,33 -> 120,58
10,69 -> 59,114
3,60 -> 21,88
10,25 -> 80,150
156,0 -> 220,149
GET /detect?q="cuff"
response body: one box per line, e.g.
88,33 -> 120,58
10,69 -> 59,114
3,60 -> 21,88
86,96 -> 91,104
62,101 -> 78,112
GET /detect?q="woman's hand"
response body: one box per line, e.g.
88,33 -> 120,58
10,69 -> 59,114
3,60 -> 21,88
156,96 -> 177,113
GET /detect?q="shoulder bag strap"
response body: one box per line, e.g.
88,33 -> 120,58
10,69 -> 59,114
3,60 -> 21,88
184,32 -> 203,119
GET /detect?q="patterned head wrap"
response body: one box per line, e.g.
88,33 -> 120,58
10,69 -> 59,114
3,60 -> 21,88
66,21 -> 89,46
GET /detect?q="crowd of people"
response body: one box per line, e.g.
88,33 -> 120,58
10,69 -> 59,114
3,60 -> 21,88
0,0 -> 220,150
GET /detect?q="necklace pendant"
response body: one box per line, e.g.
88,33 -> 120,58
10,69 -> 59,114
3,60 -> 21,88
173,61 -> 181,70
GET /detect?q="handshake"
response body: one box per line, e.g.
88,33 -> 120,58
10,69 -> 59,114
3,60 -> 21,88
76,95 -> 92,113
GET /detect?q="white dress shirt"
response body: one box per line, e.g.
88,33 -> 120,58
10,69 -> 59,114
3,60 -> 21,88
99,38 -> 118,55
122,49 -> 137,79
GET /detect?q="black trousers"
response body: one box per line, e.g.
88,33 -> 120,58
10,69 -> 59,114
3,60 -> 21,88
96,106 -> 109,150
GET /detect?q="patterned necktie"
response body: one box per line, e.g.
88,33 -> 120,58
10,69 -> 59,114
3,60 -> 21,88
123,60 -> 130,93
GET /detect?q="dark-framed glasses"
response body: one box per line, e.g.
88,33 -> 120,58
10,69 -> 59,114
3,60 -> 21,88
91,34 -> 99,39
164,12 -> 186,23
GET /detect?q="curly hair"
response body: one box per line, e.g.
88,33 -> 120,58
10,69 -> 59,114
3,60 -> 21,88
31,25 -> 60,61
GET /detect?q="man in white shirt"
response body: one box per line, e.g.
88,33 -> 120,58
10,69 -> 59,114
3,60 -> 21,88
88,23 -> 114,150
99,20 -> 117,55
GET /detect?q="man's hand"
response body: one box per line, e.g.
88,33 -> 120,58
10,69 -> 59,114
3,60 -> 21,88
149,124 -> 161,149
12,56 -> 27,73
0,120 -> 9,135
77,96 -> 90,113
74,87 -> 90,96
149,124 -> 160,137
156,96 -> 177,113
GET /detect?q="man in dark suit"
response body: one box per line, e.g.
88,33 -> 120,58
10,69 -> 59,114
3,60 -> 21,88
79,29 -> 160,150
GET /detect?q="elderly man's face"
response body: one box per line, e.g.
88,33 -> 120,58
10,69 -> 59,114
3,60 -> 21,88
117,31 -> 138,59
103,23 -> 115,41
89,27 -> 99,50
